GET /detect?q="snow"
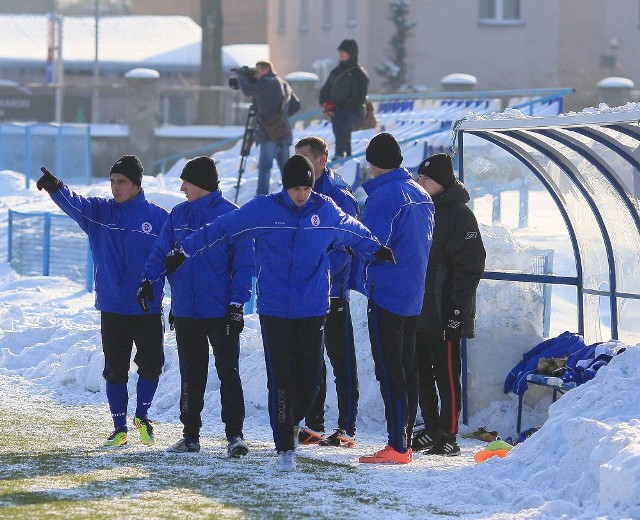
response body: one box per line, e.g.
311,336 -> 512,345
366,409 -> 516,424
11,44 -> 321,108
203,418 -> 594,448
1,166 -> 639,519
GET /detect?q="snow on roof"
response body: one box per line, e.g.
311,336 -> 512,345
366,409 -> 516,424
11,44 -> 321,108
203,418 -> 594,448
458,101 -> 640,131
0,14 -> 268,73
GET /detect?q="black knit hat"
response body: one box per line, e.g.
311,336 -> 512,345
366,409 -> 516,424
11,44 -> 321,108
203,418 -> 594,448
418,153 -> 456,188
365,132 -> 403,169
180,156 -> 219,192
282,155 -> 315,189
337,39 -> 358,57
110,155 -> 143,186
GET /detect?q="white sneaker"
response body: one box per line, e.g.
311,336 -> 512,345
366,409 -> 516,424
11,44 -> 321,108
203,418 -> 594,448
293,425 -> 300,449
276,450 -> 296,472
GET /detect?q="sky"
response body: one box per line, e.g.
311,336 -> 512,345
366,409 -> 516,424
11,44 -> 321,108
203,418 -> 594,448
1,122 -> 640,517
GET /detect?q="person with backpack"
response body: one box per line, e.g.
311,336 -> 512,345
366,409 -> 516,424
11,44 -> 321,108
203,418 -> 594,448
237,60 -> 301,196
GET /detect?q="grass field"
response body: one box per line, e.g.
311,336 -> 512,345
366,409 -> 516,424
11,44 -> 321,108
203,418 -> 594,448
0,378 -> 470,519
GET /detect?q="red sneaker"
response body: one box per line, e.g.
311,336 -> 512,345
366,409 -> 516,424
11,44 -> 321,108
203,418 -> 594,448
359,445 -> 413,464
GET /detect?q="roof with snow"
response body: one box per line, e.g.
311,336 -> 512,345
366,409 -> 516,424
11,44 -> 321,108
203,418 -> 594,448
0,14 -> 268,74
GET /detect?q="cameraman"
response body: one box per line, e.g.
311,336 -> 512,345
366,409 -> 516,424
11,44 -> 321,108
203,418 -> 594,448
237,61 -> 301,196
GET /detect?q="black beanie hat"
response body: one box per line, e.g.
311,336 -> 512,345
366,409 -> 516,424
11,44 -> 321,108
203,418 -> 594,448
365,132 -> 403,169
180,156 -> 219,192
337,38 -> 358,57
418,153 -> 456,188
282,155 -> 315,190
110,155 -> 143,186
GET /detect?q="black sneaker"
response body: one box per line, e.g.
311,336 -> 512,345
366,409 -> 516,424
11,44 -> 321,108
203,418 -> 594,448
411,428 -> 439,452
425,435 -> 460,456
166,436 -> 200,453
318,428 -> 356,448
227,436 -> 249,458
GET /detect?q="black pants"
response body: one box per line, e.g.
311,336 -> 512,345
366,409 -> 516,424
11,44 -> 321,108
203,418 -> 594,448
331,108 -> 362,157
367,300 -> 418,453
304,298 -> 359,436
174,316 -> 245,440
415,331 -> 462,436
101,312 -> 164,384
260,314 -> 325,452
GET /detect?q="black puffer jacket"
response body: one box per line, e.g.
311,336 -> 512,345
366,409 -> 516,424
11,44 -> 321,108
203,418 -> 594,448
319,48 -> 369,112
417,180 -> 486,338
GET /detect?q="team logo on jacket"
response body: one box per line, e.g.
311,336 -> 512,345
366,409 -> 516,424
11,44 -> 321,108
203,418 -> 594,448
141,222 -> 153,233
311,214 -> 320,226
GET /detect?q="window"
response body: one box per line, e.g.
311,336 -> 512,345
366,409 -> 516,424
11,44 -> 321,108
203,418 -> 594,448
278,0 -> 286,33
300,0 -> 309,32
323,0 -> 333,29
347,0 -> 357,27
479,0 -> 522,24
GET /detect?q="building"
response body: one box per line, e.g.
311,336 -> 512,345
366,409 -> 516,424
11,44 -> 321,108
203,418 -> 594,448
267,0 -> 640,111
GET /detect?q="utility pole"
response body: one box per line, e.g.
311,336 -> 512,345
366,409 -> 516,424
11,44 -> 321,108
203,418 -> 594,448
197,0 -> 224,124
54,15 -> 64,123
91,0 -> 100,123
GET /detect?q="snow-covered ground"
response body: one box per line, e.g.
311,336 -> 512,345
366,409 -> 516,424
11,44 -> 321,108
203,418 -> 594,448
1,165 -> 639,519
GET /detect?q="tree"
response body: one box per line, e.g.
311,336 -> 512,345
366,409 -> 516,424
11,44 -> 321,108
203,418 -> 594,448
197,0 -> 224,124
375,0 -> 415,92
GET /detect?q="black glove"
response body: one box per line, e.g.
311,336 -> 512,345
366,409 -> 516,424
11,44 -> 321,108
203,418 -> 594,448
444,308 -> 463,340
225,303 -> 244,336
374,246 -> 396,264
136,279 -> 154,313
36,167 -> 61,193
329,297 -> 346,314
165,248 -> 186,275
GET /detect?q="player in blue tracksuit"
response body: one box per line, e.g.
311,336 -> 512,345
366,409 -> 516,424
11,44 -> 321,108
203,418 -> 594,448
138,157 -> 254,457
295,136 -> 361,448
164,155 -> 394,472
356,133 -> 435,465
36,156 -> 169,448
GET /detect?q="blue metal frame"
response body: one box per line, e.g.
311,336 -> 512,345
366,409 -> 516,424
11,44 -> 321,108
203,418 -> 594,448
504,130 -> 619,337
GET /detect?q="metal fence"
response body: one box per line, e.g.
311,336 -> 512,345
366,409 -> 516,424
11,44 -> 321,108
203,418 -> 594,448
0,123 -> 92,189
7,210 -> 93,292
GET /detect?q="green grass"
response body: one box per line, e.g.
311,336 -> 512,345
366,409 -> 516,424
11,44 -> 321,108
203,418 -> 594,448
0,388 -> 462,519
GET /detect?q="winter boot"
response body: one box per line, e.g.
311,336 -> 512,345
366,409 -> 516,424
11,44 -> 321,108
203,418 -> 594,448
166,436 -> 200,453
227,436 -> 249,458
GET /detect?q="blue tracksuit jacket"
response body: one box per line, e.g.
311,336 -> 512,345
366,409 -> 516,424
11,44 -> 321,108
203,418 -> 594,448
179,189 -> 382,319
313,167 -> 359,299
50,183 -> 169,315
142,190 -> 254,318
358,168 -> 435,316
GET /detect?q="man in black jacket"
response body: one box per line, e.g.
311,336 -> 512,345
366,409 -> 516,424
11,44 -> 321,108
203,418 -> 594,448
319,39 -> 369,160
238,61 -> 301,196
413,153 -> 486,456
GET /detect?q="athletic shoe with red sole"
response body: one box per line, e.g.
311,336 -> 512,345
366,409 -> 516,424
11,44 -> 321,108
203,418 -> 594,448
359,445 -> 413,464
318,428 -> 356,448
298,427 -> 324,445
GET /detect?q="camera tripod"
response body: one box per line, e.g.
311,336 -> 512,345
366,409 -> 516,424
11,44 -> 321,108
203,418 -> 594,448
234,100 -> 257,203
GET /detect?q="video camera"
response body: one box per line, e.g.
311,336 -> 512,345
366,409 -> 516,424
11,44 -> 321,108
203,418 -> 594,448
228,66 -> 257,90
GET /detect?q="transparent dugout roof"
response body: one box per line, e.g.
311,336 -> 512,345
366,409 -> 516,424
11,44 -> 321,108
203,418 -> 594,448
457,109 -> 640,344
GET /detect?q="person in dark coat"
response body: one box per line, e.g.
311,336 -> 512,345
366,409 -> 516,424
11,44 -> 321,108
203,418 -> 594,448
238,60 -> 301,196
319,39 -> 369,159
412,153 -> 486,456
